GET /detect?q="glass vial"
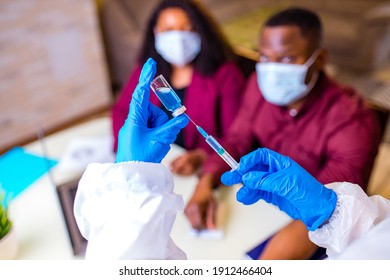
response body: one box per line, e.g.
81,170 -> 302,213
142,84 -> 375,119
150,74 -> 186,117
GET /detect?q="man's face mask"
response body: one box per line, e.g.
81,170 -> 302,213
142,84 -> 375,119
155,30 -> 201,67
255,50 -> 320,106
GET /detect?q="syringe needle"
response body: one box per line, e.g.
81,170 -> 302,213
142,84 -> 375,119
185,113 -> 197,126
182,112 -> 239,170
186,114 -> 209,138
193,124 -> 239,170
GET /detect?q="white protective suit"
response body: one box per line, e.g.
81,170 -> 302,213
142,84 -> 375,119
74,162 -> 390,260
73,161 -> 187,260
309,182 -> 390,259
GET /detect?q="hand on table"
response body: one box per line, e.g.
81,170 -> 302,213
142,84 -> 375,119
170,149 -> 207,175
184,174 -> 217,229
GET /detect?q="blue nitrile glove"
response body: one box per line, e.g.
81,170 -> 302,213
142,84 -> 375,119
221,148 -> 337,231
116,58 -> 189,163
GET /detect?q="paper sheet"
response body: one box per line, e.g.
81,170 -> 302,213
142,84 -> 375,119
187,228 -> 224,240
57,136 -> 115,174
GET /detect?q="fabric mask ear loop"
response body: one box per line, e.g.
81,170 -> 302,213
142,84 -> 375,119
303,49 -> 321,92
304,49 -> 321,68
305,70 -> 319,94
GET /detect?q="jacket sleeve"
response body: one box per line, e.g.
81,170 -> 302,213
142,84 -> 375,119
309,182 -> 390,258
73,161 -> 187,260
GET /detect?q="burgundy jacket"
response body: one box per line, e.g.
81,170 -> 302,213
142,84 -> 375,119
203,72 -> 382,190
111,61 -> 246,154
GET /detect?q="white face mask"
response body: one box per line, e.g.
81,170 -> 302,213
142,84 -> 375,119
155,30 -> 201,67
256,50 -> 320,106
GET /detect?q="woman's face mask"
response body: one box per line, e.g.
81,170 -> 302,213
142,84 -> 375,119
256,50 -> 320,106
155,30 -> 201,67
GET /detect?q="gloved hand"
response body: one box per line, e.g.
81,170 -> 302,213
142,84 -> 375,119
116,58 -> 189,163
221,148 -> 337,231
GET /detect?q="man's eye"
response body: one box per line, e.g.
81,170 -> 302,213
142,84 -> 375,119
280,56 -> 294,63
259,55 -> 269,63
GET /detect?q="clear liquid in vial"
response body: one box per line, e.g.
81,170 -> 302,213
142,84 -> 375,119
151,75 -> 186,117
154,87 -> 185,116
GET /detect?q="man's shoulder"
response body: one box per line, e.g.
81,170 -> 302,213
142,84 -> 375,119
321,75 -> 367,110
319,76 -> 376,122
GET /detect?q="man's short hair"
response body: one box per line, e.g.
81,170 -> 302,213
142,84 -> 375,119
265,7 -> 323,50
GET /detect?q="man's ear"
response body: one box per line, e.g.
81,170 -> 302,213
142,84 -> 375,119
314,48 -> 328,70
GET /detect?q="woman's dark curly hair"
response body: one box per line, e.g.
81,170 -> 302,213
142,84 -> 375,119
138,0 -> 235,79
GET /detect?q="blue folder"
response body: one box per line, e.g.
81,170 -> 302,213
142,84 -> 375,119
0,147 -> 58,198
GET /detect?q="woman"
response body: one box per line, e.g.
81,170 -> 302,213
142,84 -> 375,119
111,0 -> 245,175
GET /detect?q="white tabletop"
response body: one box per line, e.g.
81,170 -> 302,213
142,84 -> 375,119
10,116 -> 291,260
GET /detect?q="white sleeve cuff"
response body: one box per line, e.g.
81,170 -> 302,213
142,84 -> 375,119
308,182 -> 389,257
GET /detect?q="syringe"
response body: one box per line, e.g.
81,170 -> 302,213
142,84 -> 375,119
188,117 -> 239,170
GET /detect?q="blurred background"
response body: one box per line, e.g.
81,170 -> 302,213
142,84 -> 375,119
1,0 -> 390,196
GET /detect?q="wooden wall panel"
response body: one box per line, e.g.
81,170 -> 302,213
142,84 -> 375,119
0,0 -> 112,153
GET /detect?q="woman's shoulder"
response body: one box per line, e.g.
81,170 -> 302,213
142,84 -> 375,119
130,64 -> 143,78
123,64 -> 143,88
116,64 -> 143,100
217,60 -> 242,73
214,60 -> 245,81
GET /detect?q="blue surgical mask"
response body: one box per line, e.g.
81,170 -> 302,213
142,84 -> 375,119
155,30 -> 201,67
256,50 -> 320,106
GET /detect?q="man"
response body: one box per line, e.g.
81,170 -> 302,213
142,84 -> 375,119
184,7 -> 382,259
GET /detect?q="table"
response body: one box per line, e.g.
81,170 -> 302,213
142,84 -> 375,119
11,117 -> 291,260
